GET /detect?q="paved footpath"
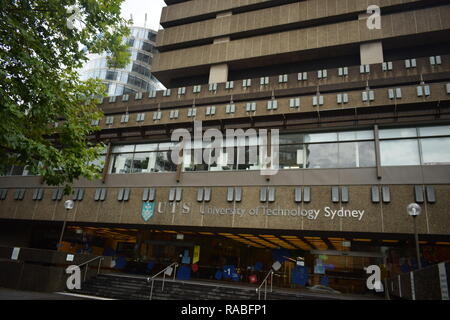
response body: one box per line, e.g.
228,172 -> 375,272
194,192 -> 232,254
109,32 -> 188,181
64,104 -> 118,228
0,287 -> 99,300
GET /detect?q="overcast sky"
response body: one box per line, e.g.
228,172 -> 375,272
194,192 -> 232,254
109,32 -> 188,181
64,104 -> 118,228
121,0 -> 165,31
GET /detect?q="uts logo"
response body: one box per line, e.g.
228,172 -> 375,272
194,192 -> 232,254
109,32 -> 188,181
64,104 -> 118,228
142,201 -> 155,222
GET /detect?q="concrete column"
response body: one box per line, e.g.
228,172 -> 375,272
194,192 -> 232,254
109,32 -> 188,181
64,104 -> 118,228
360,41 -> 384,65
209,63 -> 228,84
358,12 -> 384,65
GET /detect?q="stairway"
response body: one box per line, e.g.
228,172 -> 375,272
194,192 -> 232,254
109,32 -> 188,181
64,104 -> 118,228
70,273 -> 341,300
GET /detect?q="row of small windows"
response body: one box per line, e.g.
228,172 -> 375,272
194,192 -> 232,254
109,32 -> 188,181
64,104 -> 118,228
99,84 -> 447,125
162,56 -> 443,94
1,186 -> 436,204
104,61 -> 445,105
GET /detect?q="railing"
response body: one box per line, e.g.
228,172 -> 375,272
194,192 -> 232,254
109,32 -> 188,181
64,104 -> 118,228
148,262 -> 178,300
77,256 -> 105,282
256,270 -> 274,300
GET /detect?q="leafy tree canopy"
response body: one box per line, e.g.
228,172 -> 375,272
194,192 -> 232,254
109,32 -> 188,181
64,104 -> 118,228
0,0 -> 131,193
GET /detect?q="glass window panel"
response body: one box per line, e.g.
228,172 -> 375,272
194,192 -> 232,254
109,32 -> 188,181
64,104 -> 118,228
304,132 -> 338,143
379,128 -> 417,139
135,144 -> 158,152
109,153 -> 134,174
154,151 -> 177,172
279,133 -> 303,145
418,126 -> 450,137
338,142 -> 376,168
380,140 -> 420,166
420,138 -> 450,165
278,145 -> 303,169
305,143 -> 338,168
112,145 -> 135,153
158,142 -> 175,151
89,155 -> 105,171
338,130 -> 374,141
131,153 -> 153,173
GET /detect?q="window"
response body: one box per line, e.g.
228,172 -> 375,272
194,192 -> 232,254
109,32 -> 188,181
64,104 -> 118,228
447,83 -> 450,94
193,85 -> 201,93
136,52 -> 151,64
14,189 -> 26,200
420,138 -> 450,165
73,188 -> 85,201
117,188 -> 131,202
169,188 -> 182,202
135,92 -> 143,100
94,188 -> 107,201
260,187 -> 276,203
338,141 -> 376,168
298,72 -> 308,81
337,93 -> 349,104
317,70 -> 327,79
388,88 -> 402,99
91,119 -> 100,126
142,188 -> 156,201
225,81 -> 234,89
416,85 -> 431,97
289,98 -> 300,108
136,113 -> 146,122
430,56 -> 442,66
226,104 -> 236,114
105,116 -> 114,125
122,94 -> 129,102
197,188 -> 212,202
187,108 -> 197,118
109,96 -> 116,103
260,77 -> 269,85
246,102 -> 256,112
338,67 -> 348,76
169,110 -> 179,119
380,139 -> 420,166
149,90 -> 157,98
243,79 -> 252,87
32,188 -> 44,201
121,114 -> 129,123
52,188 -> 64,201
227,187 -> 242,202
382,62 -> 393,71
106,71 -> 118,80
206,106 -> 216,116
405,59 -> 417,69
153,111 -> 162,121
360,65 -> 370,74
209,83 -> 217,92
163,89 -> 171,97
278,74 -> 288,83
178,87 -> 186,95
0,189 -> 7,200
313,95 -> 324,106
108,143 -> 177,174
362,90 -> 375,102
267,100 -> 278,110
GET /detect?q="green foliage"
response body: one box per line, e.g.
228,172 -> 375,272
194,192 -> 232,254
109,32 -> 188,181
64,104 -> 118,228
0,0 -> 131,193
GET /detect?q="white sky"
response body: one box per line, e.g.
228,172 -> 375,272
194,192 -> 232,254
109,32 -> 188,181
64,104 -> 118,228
121,0 -> 166,31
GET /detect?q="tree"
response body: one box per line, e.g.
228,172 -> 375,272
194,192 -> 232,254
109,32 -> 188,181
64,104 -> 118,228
0,0 -> 131,192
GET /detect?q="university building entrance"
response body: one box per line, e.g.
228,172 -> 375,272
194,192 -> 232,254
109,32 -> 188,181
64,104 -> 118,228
15,221 -> 445,295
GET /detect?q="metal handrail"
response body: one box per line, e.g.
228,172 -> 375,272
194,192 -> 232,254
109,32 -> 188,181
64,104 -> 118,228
148,262 -> 178,300
256,270 -> 274,300
76,256 -> 105,282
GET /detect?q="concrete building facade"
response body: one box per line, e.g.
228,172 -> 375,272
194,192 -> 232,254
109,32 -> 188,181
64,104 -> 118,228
1,0 -> 450,294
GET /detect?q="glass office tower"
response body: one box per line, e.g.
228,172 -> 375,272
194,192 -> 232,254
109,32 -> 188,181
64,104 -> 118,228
80,26 -> 162,97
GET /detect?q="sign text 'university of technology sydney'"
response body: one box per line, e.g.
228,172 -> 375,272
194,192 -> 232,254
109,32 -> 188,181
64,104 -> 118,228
151,202 -> 366,221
